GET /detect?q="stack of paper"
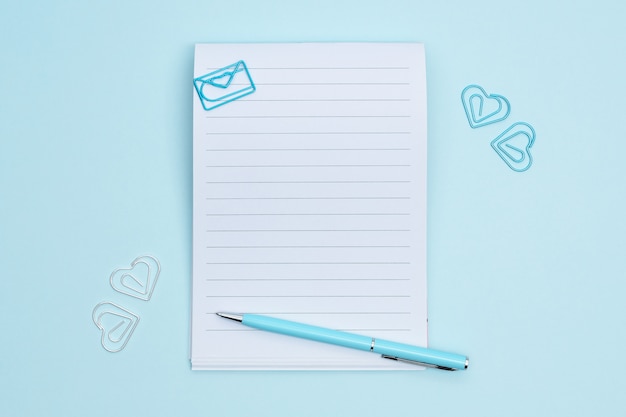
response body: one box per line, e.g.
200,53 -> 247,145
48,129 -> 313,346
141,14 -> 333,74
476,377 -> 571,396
191,43 -> 428,370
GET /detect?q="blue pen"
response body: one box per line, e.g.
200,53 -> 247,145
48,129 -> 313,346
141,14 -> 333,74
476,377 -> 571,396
217,313 -> 468,371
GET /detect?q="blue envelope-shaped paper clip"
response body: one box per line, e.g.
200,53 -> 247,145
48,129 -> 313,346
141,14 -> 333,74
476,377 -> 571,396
194,60 -> 256,111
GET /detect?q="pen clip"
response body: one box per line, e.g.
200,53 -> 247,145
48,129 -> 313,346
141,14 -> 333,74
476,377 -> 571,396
380,354 -> 459,371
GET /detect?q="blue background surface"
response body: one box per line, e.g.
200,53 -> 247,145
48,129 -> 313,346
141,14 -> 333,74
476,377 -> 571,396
1,1 -> 625,416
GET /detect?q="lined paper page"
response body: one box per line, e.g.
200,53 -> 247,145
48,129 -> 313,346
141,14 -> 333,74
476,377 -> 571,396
191,43 -> 428,370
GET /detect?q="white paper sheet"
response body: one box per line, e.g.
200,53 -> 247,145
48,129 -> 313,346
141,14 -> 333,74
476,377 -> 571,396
191,43 -> 428,370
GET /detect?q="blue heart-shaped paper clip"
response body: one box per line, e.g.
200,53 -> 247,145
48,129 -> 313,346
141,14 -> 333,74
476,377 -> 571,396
490,122 -> 536,172
461,84 -> 511,128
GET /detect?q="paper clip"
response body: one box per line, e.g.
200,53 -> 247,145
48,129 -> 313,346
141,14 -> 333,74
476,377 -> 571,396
110,255 -> 161,301
490,122 -> 536,172
194,60 -> 256,111
461,84 -> 511,128
92,302 -> 140,353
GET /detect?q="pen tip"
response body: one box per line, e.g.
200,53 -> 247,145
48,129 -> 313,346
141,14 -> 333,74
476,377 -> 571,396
216,312 -> 243,322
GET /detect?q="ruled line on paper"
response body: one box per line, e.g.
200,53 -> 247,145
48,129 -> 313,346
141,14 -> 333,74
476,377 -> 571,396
204,213 -> 410,216
230,82 -> 411,86
205,180 -> 412,184
205,131 -> 411,135
205,245 -> 411,248
206,265 -> 410,267
237,99 -> 411,102
205,197 -> 411,200
205,67 -> 411,70
206,328 -> 412,332
205,148 -> 412,151
206,295 -> 411,298
205,229 -> 412,232
205,164 -> 410,168
206,311 -> 412,314
206,115 -> 411,119
206,278 -> 411,281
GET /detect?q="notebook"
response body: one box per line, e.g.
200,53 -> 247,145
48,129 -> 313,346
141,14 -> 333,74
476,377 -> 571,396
191,43 -> 428,370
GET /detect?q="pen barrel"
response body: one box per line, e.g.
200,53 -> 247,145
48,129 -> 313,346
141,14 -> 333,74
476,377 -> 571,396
241,314 -> 468,370
373,339 -> 468,370
243,314 -> 372,351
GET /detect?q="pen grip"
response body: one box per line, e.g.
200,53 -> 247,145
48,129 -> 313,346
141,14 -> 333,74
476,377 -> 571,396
243,314 -> 372,351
